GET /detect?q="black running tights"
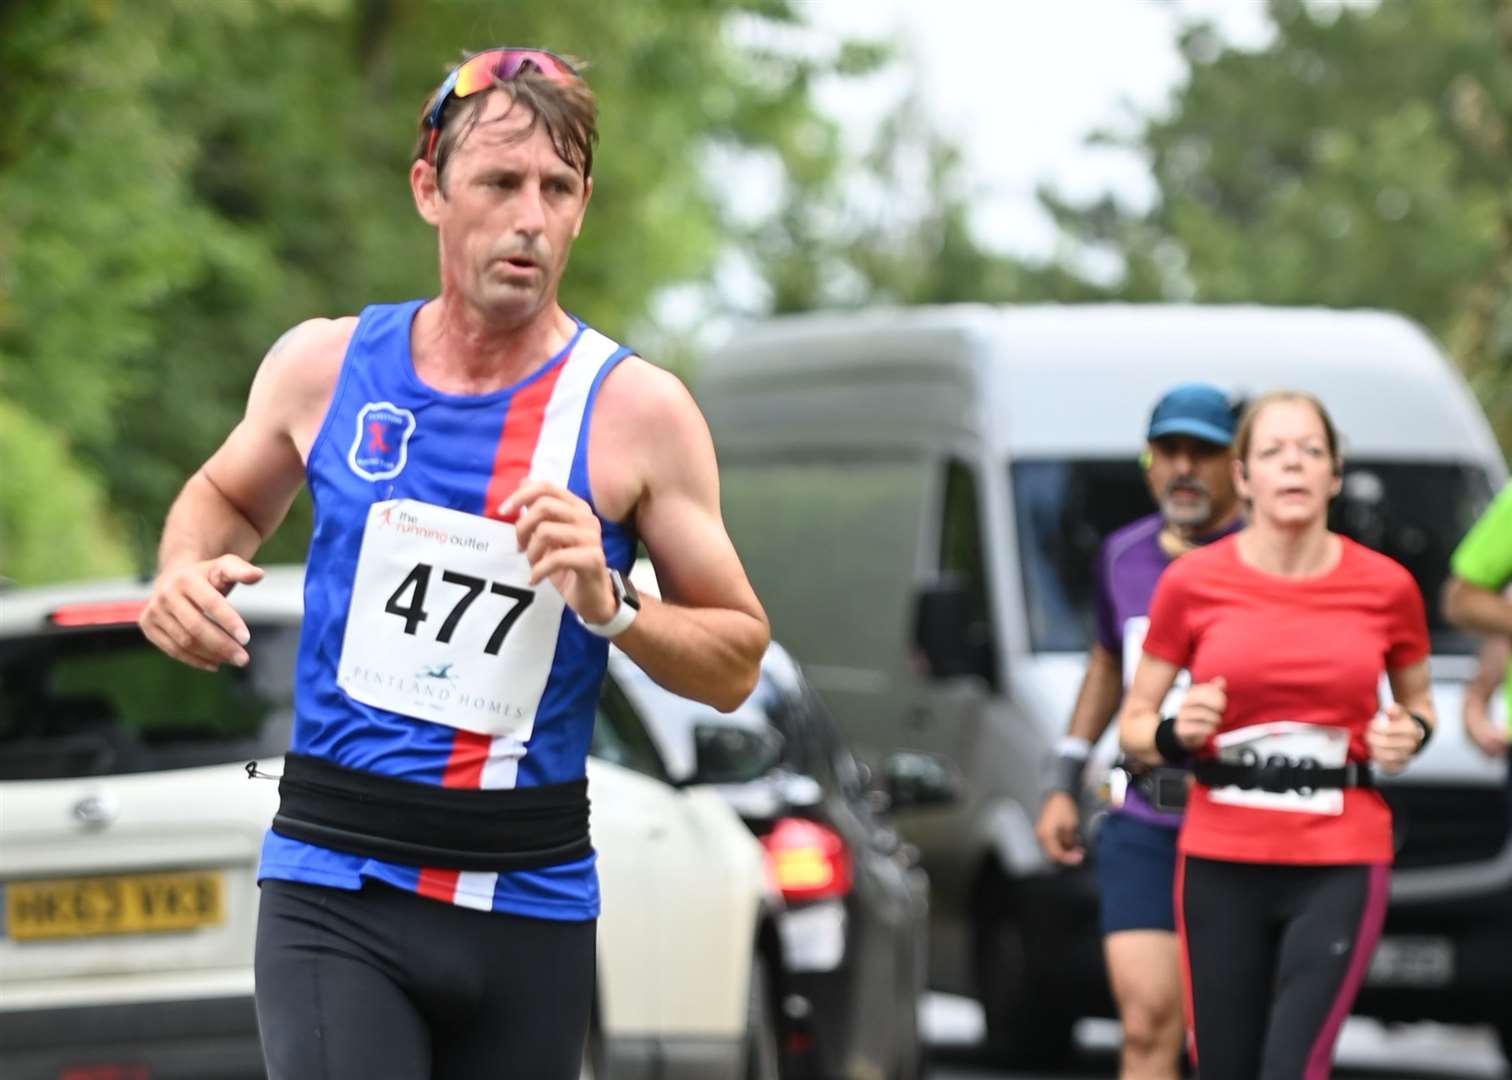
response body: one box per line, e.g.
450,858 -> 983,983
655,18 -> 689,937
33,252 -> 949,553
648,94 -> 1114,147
255,879 -> 596,1080
1176,855 -> 1389,1080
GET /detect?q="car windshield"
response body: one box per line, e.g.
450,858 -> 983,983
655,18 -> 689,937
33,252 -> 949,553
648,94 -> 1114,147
0,623 -> 298,781
1011,460 -> 1491,656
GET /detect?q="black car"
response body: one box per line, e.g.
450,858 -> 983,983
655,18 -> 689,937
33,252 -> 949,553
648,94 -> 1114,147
609,642 -> 958,1080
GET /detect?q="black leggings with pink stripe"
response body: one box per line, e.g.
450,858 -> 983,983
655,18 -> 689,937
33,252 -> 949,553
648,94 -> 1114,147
1177,856 -> 1389,1080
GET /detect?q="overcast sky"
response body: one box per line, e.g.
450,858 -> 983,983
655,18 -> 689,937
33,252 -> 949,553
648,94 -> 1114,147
799,0 -> 1278,257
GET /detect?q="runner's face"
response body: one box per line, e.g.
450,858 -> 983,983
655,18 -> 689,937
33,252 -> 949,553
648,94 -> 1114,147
424,92 -> 591,324
1146,435 -> 1235,530
1237,400 -> 1339,527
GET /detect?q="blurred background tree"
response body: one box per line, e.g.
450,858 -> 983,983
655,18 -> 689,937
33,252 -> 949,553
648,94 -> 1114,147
1042,0 -> 1512,437
0,0 -> 903,579
2,0 -> 1509,585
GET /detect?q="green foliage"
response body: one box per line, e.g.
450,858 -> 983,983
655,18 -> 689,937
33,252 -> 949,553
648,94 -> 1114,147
0,0 -> 884,581
1044,0 -> 1512,441
0,398 -> 135,584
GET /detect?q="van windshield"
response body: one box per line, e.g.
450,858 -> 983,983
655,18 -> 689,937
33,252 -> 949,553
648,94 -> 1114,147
1011,460 -> 1491,656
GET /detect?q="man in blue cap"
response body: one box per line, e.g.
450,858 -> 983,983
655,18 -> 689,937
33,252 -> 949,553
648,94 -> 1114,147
1034,382 -> 1242,1079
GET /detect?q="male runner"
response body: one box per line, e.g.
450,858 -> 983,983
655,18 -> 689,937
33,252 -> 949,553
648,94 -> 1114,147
1033,383 -> 1241,1079
138,48 -> 768,1079
1444,487 -> 1512,764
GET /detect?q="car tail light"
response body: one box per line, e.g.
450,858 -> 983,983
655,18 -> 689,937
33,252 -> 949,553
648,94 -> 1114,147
48,601 -> 147,627
59,1066 -> 151,1080
760,817 -> 852,902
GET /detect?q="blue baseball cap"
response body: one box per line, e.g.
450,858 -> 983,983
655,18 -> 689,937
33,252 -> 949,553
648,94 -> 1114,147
1147,383 -> 1235,446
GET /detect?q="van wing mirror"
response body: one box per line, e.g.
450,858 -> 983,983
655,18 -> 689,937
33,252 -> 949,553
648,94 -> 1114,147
911,576 -> 997,684
882,750 -> 962,811
686,720 -> 784,786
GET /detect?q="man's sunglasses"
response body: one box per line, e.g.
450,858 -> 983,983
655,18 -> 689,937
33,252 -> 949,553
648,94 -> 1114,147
422,48 -> 580,164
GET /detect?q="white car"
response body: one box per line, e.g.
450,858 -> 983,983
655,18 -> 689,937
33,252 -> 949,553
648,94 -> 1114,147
0,567 -> 782,1080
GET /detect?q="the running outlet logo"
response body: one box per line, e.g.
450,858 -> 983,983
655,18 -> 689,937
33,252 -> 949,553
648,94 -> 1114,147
349,402 -> 417,481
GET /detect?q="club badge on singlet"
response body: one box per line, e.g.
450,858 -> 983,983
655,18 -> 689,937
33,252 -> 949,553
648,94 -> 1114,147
337,499 -> 566,739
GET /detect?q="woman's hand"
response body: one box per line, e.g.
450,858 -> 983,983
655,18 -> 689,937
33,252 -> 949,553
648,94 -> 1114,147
1367,703 -> 1425,774
1174,676 -> 1227,750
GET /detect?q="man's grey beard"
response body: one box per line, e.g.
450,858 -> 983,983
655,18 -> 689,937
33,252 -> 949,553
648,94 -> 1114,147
1161,485 -> 1213,529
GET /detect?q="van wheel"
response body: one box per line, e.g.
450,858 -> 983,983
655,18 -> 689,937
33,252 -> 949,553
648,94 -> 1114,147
745,955 -> 781,1080
975,908 -> 1074,1067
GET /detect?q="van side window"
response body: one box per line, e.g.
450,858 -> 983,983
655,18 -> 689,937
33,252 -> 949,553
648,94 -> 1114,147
936,461 -> 1000,689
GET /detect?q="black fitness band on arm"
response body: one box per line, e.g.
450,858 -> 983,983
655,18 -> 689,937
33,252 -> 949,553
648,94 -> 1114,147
1408,710 -> 1433,754
1154,715 -> 1187,764
1050,752 -> 1086,796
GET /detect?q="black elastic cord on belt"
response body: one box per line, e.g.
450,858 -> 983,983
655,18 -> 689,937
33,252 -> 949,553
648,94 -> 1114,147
1193,758 -> 1374,794
265,752 -> 591,872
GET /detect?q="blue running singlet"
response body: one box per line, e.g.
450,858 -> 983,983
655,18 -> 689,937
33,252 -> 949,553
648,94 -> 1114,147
257,299 -> 635,920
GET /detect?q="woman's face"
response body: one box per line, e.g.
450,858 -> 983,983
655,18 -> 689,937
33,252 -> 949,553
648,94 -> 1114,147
1235,399 -> 1340,528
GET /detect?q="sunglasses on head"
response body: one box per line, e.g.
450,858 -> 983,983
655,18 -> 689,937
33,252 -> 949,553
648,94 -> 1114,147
423,47 -> 580,164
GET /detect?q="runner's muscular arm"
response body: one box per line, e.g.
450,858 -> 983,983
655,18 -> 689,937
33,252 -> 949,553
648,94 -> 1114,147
1065,644 -> 1124,744
1443,577 -> 1512,638
141,319 -> 351,671
612,364 -> 768,710
1370,659 -> 1438,773
1118,655 -> 1228,766
1035,643 -> 1123,864
504,360 -> 769,711
1463,636 -> 1511,758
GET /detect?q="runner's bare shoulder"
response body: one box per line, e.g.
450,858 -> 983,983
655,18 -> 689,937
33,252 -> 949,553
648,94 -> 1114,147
593,355 -> 704,442
248,316 -> 360,429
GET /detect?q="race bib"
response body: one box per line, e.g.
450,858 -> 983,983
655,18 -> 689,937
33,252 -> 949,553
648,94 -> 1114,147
1209,722 -> 1349,816
336,499 -> 566,739
1123,616 -> 1188,715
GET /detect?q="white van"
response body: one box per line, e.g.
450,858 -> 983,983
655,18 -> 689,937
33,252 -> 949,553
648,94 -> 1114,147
697,304 -> 1512,1066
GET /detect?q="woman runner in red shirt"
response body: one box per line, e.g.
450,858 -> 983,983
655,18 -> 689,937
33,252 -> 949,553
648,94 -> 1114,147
1118,391 -> 1436,1079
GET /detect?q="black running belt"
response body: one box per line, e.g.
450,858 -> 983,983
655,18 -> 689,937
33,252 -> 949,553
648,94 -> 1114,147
268,751 -> 592,872
1193,758 -> 1374,794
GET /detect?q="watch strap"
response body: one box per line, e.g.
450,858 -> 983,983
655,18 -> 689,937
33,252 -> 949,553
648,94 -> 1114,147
577,572 -> 638,639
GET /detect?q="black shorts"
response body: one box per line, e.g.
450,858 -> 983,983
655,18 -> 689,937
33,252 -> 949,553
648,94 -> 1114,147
255,879 -> 596,1080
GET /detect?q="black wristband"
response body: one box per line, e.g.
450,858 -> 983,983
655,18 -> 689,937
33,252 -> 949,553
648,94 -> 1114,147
1153,716 -> 1186,764
1408,711 -> 1433,755
1048,752 -> 1086,797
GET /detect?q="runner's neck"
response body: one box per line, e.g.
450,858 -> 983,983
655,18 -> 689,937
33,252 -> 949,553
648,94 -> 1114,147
1235,525 -> 1341,580
411,297 -> 578,394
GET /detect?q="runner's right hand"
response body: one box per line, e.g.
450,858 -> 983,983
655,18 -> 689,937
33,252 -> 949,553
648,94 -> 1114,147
1175,676 -> 1226,749
139,555 -> 263,672
1463,694 -> 1510,759
1034,791 -> 1085,865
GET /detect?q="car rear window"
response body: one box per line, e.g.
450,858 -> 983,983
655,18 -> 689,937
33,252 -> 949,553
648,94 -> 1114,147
0,623 -> 297,781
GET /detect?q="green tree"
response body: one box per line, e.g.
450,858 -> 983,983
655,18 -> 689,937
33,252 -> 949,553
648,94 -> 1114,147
0,399 -> 135,584
0,0 -> 887,580
1043,0 -> 1512,438
743,95 -> 1092,313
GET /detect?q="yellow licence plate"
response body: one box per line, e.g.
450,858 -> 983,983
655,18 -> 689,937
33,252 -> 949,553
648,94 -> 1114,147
5,871 -> 225,941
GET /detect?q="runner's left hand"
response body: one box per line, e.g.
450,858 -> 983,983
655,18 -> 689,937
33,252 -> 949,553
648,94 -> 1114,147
1367,704 -> 1422,775
499,480 -> 617,624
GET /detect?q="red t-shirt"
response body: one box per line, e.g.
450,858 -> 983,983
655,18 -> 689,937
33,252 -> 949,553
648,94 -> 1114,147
1142,534 -> 1429,865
